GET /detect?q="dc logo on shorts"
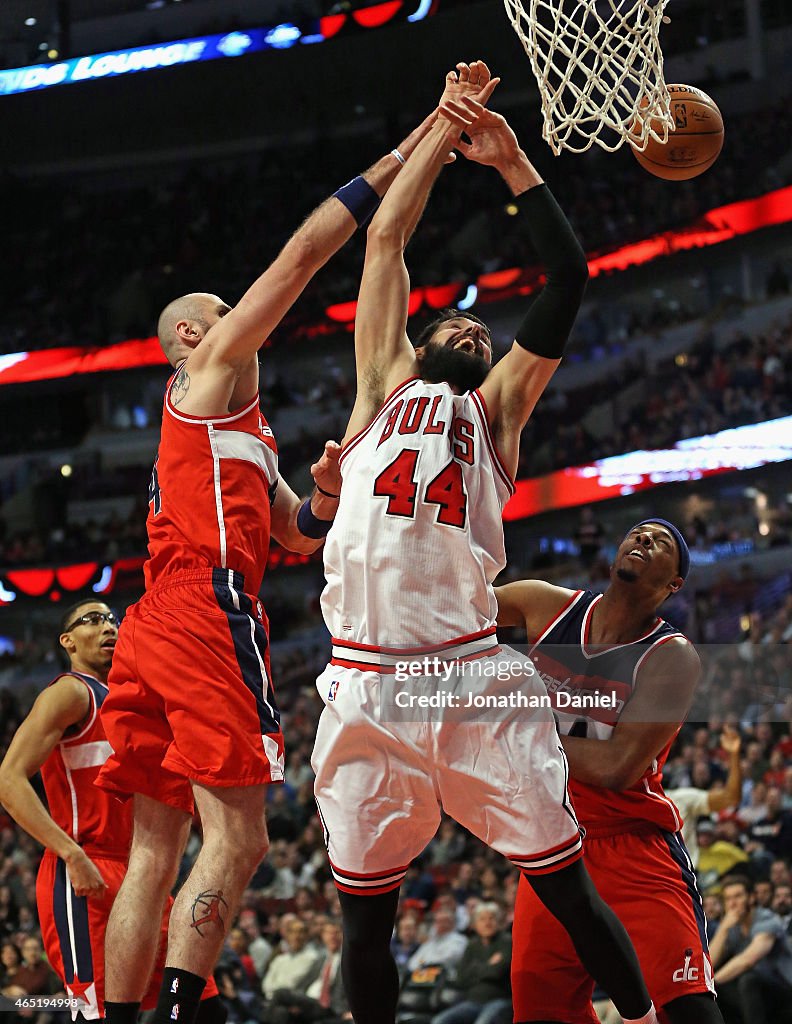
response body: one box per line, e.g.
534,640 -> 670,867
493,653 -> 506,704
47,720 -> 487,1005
328,680 -> 340,702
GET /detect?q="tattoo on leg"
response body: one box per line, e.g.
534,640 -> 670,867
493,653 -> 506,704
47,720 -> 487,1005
171,367 -> 190,405
190,889 -> 228,936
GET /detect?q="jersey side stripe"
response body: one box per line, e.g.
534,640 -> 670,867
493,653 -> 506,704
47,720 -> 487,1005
164,381 -> 260,425
469,389 -> 515,496
207,424 -> 227,568
631,632 -> 686,687
530,590 -> 585,651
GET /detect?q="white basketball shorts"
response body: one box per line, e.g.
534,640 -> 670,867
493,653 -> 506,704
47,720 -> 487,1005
311,645 -> 583,894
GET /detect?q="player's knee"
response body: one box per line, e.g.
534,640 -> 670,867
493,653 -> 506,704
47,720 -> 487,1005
241,818 -> 270,865
338,888 -> 399,950
127,841 -> 182,893
526,869 -> 600,926
207,816 -> 269,872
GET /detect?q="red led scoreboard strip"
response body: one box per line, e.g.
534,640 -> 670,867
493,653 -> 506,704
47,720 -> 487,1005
503,416 -> 792,521
1,185 -> 790,388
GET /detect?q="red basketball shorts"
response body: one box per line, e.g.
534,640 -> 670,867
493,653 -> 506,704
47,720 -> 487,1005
37,849 -> 218,1018
511,824 -> 715,1023
98,568 -> 285,813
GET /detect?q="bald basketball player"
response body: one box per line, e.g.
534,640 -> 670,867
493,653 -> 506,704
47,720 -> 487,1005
95,114 -> 440,1024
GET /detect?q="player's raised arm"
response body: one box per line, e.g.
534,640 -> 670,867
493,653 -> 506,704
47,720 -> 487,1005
0,679 -> 108,897
158,115 -> 444,416
345,63 -> 499,438
459,104 -> 589,477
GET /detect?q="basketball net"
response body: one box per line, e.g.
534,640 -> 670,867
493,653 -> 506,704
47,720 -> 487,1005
503,0 -> 674,154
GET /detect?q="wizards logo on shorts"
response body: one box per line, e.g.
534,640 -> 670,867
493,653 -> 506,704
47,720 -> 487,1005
328,680 -> 340,702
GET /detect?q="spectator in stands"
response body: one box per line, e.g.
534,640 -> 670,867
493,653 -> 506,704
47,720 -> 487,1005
748,787 -> 792,860
407,907 -> 468,974
1,939 -> 23,994
390,915 -> 420,970
262,921 -> 347,1024
431,903 -> 511,1024
696,819 -> 750,890
451,863 -> 478,906
261,918 -> 322,1001
667,726 -> 743,867
429,819 -> 466,866
237,909 -> 274,980
703,892 -> 725,942
215,966 -> 263,1024
12,934 -> 60,995
754,880 -> 774,909
710,875 -> 792,1024
771,859 -> 792,889
771,884 -> 792,931
223,928 -> 258,991
302,921 -> 350,1021
574,507 -> 605,569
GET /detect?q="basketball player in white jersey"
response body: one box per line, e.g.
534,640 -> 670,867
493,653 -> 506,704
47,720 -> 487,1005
311,63 -> 658,1024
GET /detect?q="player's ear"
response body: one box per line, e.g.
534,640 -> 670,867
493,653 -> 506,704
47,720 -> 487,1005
59,632 -> 75,655
175,318 -> 201,343
668,576 -> 683,593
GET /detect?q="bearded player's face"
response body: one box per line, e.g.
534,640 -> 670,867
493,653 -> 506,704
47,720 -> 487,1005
430,317 -> 493,364
418,317 -> 493,392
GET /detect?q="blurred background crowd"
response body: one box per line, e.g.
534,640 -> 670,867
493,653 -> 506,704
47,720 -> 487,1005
2,0 -> 792,1020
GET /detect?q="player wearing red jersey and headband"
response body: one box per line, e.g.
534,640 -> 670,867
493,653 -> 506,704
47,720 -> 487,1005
96,114 -> 441,1024
0,599 -> 221,1020
497,519 -> 725,1024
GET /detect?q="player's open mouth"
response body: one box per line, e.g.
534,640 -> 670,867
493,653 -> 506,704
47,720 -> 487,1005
626,549 -> 647,561
101,640 -> 116,650
452,338 -> 476,353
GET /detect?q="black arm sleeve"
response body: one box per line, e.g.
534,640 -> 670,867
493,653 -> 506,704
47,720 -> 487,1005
513,184 -> 589,359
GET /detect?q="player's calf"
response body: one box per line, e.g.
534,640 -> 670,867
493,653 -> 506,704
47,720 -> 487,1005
338,888 -> 401,1024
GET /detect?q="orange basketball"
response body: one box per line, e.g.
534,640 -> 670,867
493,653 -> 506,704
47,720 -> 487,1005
632,84 -> 724,181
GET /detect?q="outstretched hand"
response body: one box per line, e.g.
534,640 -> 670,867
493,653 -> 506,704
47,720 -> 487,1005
439,60 -> 500,110
452,102 -> 522,169
311,440 -> 342,500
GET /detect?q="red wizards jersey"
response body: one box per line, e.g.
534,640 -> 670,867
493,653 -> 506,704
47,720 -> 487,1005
531,591 -> 687,832
40,673 -> 132,857
145,378 -> 279,594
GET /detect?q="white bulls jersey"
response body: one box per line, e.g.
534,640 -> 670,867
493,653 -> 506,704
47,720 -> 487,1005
321,377 -> 515,648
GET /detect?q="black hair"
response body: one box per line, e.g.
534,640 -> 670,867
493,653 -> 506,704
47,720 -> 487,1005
414,307 -> 490,349
58,598 -> 103,637
721,874 -> 754,895
55,598 -> 111,667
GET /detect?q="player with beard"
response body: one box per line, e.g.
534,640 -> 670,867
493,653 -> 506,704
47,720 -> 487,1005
311,63 -> 659,1024
496,520 -> 726,1024
0,600 -> 222,1021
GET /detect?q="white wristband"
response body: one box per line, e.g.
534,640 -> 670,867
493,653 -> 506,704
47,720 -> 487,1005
391,148 -> 406,165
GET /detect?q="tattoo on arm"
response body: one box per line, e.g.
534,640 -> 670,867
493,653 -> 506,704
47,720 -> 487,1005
189,889 -> 228,936
171,367 -> 191,406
